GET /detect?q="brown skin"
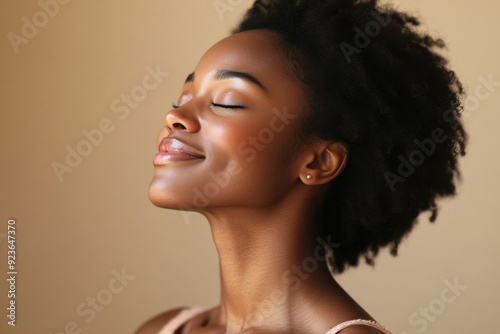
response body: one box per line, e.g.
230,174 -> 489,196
144,30 -> 382,334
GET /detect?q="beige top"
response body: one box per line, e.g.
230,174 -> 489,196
158,307 -> 392,334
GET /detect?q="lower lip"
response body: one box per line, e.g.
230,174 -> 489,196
153,152 -> 204,165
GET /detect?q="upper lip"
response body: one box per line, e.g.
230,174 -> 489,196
158,137 -> 205,158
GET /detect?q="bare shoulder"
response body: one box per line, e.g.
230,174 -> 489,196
134,307 -> 185,334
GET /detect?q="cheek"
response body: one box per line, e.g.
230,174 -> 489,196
207,116 -> 298,180
208,121 -> 248,142
204,119 -> 257,158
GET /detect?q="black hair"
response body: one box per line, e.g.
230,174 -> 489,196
232,0 -> 468,273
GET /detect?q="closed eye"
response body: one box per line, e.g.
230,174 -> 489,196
211,102 -> 245,109
171,102 -> 246,109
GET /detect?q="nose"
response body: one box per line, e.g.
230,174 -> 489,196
165,106 -> 201,133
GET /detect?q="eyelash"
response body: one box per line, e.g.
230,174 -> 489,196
171,102 -> 245,109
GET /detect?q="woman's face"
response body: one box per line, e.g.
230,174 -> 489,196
148,29 -> 310,211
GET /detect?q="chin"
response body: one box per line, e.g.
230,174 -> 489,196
147,177 -> 197,211
148,178 -> 176,209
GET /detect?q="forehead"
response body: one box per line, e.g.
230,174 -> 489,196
198,30 -> 282,70
192,30 -> 304,99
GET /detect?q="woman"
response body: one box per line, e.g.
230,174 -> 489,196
138,0 -> 467,333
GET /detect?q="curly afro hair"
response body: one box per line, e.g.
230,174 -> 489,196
232,0 -> 468,273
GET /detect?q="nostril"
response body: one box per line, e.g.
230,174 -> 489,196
173,122 -> 187,130
165,111 -> 199,132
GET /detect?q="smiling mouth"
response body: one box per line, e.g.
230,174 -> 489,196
153,138 -> 205,165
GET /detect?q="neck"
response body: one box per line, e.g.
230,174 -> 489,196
202,191 -> 344,333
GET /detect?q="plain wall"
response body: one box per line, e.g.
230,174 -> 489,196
1,0 -> 499,333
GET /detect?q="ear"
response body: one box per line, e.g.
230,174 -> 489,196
299,140 -> 348,185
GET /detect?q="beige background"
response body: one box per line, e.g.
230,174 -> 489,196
0,0 -> 498,333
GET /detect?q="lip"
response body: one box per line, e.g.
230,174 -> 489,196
153,138 -> 205,165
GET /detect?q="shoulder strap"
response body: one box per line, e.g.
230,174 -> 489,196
158,307 -> 210,334
325,319 -> 392,334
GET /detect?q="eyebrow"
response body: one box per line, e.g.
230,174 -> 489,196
184,70 -> 267,92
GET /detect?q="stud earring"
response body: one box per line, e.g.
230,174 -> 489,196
306,175 -> 312,180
